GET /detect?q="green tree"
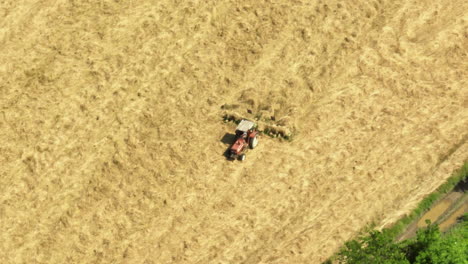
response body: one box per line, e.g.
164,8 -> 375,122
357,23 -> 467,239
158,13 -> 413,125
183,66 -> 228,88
334,217 -> 468,264
412,220 -> 468,264
337,229 -> 409,264
402,220 -> 441,262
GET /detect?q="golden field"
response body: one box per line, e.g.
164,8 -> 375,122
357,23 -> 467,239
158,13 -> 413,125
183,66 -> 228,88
0,0 -> 467,263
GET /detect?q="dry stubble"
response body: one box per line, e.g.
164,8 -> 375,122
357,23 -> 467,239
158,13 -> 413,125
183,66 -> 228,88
0,0 -> 467,263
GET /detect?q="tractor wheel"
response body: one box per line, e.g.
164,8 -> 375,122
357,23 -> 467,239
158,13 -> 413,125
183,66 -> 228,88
239,154 -> 246,161
249,136 -> 258,149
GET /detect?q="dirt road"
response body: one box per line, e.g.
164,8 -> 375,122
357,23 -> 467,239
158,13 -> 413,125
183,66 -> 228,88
397,179 -> 467,241
1,0 -> 467,263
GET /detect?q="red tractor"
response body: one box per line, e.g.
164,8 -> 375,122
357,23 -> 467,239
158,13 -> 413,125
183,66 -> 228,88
229,119 -> 259,161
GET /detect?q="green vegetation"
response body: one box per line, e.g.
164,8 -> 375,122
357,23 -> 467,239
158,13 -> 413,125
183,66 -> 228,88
336,219 -> 467,264
326,162 -> 468,263
338,229 -> 409,263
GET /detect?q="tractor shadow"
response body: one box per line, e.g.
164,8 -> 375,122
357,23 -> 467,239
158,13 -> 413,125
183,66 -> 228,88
221,133 -> 236,145
221,133 -> 236,160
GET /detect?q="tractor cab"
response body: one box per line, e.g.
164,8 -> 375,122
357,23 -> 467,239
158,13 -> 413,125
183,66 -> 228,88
235,120 -> 255,137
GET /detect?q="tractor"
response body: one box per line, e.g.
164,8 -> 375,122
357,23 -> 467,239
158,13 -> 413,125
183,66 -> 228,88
229,119 -> 258,161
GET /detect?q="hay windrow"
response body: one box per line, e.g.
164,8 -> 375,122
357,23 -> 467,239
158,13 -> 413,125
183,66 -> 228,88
222,110 -> 294,140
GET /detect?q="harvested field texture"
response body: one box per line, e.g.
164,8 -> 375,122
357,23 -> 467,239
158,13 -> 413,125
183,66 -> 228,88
1,0 -> 467,263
